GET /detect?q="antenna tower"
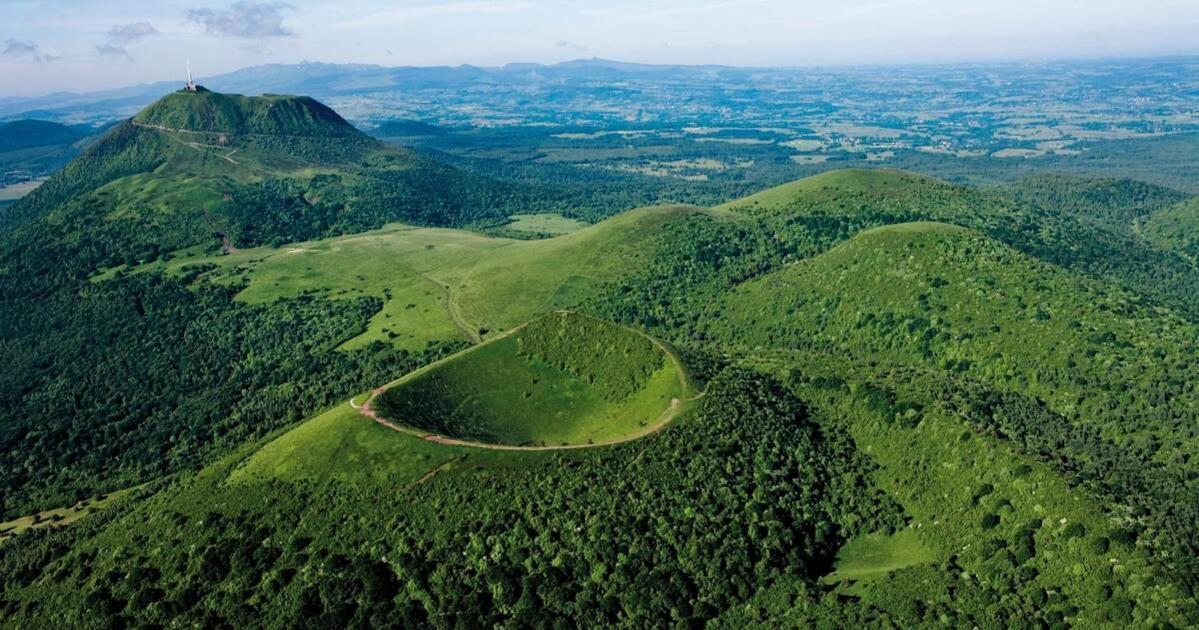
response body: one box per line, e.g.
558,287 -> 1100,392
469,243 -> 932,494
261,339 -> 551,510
185,60 -> 197,92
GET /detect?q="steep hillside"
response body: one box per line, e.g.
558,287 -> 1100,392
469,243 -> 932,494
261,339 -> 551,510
0,89 -> 565,517
705,222 -> 1199,585
1143,195 -> 1199,259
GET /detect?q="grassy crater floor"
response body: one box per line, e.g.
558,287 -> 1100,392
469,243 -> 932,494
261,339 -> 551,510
369,311 -> 689,447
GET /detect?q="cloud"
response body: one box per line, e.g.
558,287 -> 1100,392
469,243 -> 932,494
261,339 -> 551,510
94,21 -> 159,61
108,22 -> 160,45
3,39 -> 38,57
555,40 -> 587,53
3,38 -> 60,62
95,44 -> 132,60
239,43 -> 271,55
187,1 -> 296,38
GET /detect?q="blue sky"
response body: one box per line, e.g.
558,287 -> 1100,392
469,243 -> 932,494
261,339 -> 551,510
2,0 -> 1198,97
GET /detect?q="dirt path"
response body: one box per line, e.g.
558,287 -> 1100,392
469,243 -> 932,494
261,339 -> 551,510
414,270 -> 479,343
353,312 -> 701,452
413,458 -> 458,485
185,141 -> 240,164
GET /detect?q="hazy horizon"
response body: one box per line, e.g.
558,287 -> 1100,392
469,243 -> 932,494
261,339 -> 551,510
3,0 -> 1199,98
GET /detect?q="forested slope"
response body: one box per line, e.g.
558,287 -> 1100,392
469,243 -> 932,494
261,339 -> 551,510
4,154 -> 1199,628
0,89 -> 552,517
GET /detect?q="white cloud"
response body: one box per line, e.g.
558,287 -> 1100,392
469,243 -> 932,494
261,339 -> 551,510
187,1 -> 296,38
108,22 -> 160,44
2,38 -> 61,63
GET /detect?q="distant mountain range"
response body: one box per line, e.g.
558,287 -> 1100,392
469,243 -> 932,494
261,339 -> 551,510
8,56 -> 1199,130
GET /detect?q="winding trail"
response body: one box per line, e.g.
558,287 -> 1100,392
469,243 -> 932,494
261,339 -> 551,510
414,270 -> 479,343
353,312 -> 700,452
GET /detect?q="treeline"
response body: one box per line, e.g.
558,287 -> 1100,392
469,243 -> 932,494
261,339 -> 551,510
0,268 -> 464,518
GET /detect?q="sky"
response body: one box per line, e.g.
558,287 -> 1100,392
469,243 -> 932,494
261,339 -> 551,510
2,0 -> 1199,97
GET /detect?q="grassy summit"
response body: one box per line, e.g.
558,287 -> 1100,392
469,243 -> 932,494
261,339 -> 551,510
132,88 -> 361,138
371,311 -> 689,446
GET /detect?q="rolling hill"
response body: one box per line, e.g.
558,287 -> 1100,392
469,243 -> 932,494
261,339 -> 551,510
0,119 -> 97,200
0,119 -> 86,152
1143,195 -> 1199,259
4,154 -> 1199,628
0,87 -> 571,517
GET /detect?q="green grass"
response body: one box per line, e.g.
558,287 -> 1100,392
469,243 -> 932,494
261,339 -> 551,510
713,168 -> 941,211
373,312 -> 688,446
132,205 -> 697,351
226,402 -> 478,486
823,529 -> 937,584
1143,196 -> 1199,259
711,221 -> 1199,462
0,486 -> 139,545
504,213 -> 589,235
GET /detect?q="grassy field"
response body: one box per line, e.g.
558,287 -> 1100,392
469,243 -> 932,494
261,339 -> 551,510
0,178 -> 45,201
822,529 -> 936,585
713,168 -> 940,211
371,312 -> 687,446
125,204 -> 699,351
0,486 -> 139,544
226,402 -> 484,486
504,213 -> 589,235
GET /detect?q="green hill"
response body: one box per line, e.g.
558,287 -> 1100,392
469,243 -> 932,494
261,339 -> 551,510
5,88 -> 540,254
704,221 -> 1199,584
1143,195 -> 1199,258
0,88 -> 567,517
0,119 -> 85,152
1006,173 -> 1190,229
709,221 -> 1199,460
0,120 -> 92,198
133,88 -> 362,138
370,312 -> 688,446
5,157 -> 1199,627
713,169 -> 1199,317
713,168 -> 942,211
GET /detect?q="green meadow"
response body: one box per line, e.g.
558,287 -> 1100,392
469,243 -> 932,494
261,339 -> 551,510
122,204 -> 700,351
504,213 -> 589,235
